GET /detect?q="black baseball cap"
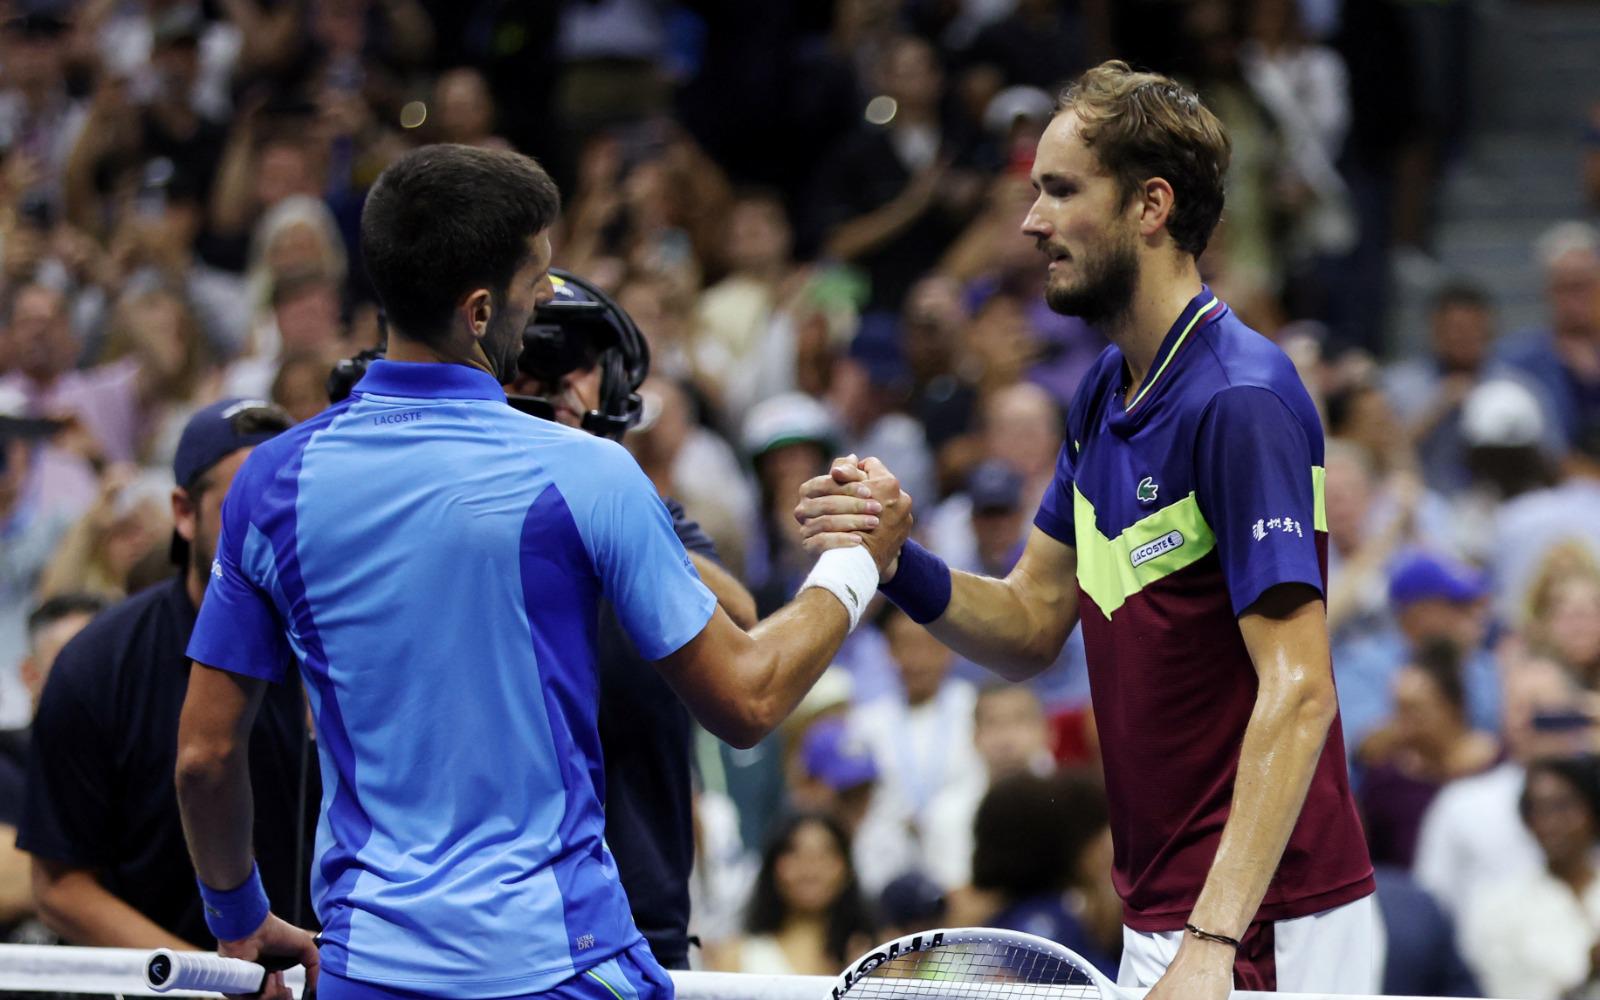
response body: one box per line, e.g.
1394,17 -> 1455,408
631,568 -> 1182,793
170,398 -> 291,565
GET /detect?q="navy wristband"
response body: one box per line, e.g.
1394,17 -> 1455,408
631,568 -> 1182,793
197,862 -> 271,941
879,539 -> 952,624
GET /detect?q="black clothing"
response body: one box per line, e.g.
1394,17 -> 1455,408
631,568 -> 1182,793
18,576 -> 318,946
598,498 -> 716,970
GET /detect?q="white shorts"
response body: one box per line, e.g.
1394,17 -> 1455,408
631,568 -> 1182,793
1117,894 -> 1385,993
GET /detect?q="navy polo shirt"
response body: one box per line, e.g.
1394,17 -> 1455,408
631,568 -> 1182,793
18,576 -> 316,946
600,497 -> 717,970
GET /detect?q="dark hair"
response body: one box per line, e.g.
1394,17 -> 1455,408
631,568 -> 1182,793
745,812 -> 873,965
27,593 -> 107,638
1408,638 -> 1467,718
360,144 -> 560,344
1519,755 -> 1600,828
972,769 -> 1108,900
1431,280 -> 1492,315
1056,60 -> 1231,257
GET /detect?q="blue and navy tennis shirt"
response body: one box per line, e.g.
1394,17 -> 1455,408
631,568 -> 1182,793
1033,287 -> 1373,932
187,360 -> 717,996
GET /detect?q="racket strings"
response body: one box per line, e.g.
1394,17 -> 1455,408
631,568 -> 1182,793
843,939 -> 1103,999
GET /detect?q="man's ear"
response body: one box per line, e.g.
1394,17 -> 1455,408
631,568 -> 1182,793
1138,176 -> 1177,240
462,288 -> 493,342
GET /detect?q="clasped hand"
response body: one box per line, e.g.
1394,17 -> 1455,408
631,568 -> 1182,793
793,455 -> 913,582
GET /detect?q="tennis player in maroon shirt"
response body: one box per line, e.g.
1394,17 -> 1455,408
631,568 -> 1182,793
798,62 -> 1378,1000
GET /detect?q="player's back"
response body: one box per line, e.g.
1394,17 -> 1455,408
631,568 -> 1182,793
235,363 -> 662,995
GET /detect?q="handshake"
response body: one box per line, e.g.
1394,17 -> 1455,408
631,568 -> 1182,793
793,455 -> 915,583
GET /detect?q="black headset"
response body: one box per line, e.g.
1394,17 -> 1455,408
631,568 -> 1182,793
509,269 -> 651,441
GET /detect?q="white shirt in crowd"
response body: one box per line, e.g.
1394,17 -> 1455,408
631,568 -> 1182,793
849,680 -> 985,892
1413,761 -> 1543,919
1460,861 -> 1600,1000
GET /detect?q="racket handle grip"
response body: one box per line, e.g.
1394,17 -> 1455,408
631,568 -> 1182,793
145,949 -> 268,994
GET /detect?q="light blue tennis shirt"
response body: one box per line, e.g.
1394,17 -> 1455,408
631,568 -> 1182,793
187,360 -> 717,996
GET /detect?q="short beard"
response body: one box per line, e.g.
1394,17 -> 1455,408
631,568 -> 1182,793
1044,228 -> 1139,328
483,297 -> 527,384
190,510 -> 214,594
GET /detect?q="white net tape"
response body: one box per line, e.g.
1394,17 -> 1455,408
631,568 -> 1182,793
0,945 -> 1486,1000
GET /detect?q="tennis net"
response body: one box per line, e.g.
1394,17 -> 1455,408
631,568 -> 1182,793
0,945 -> 1486,1000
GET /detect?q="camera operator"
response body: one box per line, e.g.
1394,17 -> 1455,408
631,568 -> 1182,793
511,271 -> 757,969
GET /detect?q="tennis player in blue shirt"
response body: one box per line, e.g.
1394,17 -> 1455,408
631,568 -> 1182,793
171,145 -> 908,1000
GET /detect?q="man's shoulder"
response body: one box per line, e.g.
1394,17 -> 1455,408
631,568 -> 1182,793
46,580 -> 183,698
1184,315 -> 1319,429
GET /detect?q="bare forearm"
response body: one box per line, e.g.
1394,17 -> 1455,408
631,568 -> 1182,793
664,590 -> 848,749
1187,680 -> 1337,936
33,861 -> 195,948
0,828 -> 30,924
175,744 -> 257,892
824,198 -> 924,262
927,553 -> 1077,680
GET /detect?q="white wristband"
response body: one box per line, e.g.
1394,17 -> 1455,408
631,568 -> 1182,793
800,545 -> 880,632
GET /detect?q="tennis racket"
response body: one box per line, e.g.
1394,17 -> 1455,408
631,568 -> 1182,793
144,948 -> 302,995
830,927 -> 1116,1000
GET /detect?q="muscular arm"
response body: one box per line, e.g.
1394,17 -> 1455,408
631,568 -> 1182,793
31,856 -> 194,948
1186,583 -> 1339,938
923,528 -> 1079,681
174,664 -> 265,895
796,463 -> 1080,680
656,589 -> 849,749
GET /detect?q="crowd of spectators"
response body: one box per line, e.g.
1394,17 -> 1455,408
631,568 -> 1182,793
0,0 -> 1597,998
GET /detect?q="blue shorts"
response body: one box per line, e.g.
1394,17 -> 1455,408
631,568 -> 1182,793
316,941 -> 674,1000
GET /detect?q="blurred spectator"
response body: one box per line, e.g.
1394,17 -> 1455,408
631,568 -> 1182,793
0,283 -> 141,466
1358,639 -> 1500,867
1461,757 -> 1600,1000
741,392 -> 840,615
17,399 -> 314,948
1324,438 -> 1413,645
228,195 -> 349,380
101,285 -> 220,468
691,190 -> 838,430
876,870 -> 946,940
1498,222 -> 1600,460
1413,656 -> 1591,920
270,348 -> 338,424
1239,0 -> 1356,275
35,466 -> 171,603
0,393 -> 94,729
922,683 -> 1055,890
430,67 -> 508,150
0,13 -> 85,209
1471,378 -> 1600,623
976,381 -> 1062,514
965,770 -> 1118,976
627,375 -> 756,574
830,315 -> 936,509
850,605 -> 984,890
1373,865 -> 1481,998
1522,546 -> 1600,690
0,593 -> 103,938
1385,282 -> 1522,494
1335,549 -> 1500,759
927,459 -> 1028,580
725,811 -> 874,976
813,34 -> 983,312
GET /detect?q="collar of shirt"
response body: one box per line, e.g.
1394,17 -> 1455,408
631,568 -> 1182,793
1108,285 -> 1224,437
352,360 -> 507,403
